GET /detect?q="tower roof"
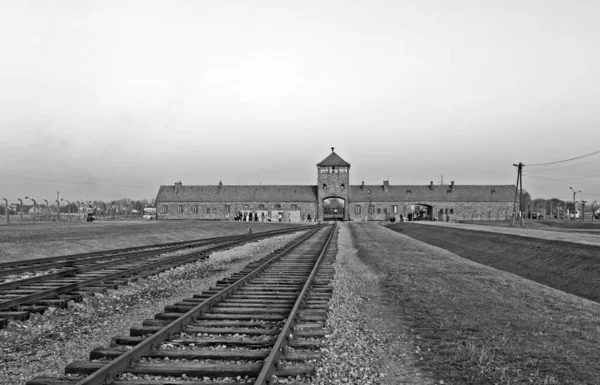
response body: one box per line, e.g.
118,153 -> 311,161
316,150 -> 350,167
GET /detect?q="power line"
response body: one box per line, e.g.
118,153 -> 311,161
526,149 -> 600,167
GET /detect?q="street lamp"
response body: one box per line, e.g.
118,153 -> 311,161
25,196 -> 38,218
2,198 -> 8,224
570,187 -> 581,216
25,196 -> 36,222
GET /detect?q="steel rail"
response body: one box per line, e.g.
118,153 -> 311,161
0,227 -> 293,289
73,225 -> 328,385
0,242 -> 208,278
0,225 -> 309,271
0,244 -> 205,295
254,223 -> 336,384
0,226 -> 316,311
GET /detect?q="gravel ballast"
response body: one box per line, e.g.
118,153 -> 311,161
0,232 -> 304,385
304,223 -> 434,385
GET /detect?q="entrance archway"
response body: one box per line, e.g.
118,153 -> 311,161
408,203 -> 433,221
323,197 -> 345,221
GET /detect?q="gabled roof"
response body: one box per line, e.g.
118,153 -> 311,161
350,184 -> 515,202
157,185 -> 318,203
316,151 -> 350,167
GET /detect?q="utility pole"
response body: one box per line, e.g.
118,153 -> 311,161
582,200 -> 587,222
513,162 -> 524,227
511,165 -> 519,226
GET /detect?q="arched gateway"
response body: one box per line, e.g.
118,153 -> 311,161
323,197 -> 345,221
317,148 -> 351,221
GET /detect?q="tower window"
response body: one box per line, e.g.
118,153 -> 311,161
177,205 -> 183,213
339,167 -> 348,174
406,189 -> 412,195
320,167 -> 328,174
192,205 -> 198,213
369,205 -> 374,214
331,166 -> 338,173
323,184 -> 327,189
355,205 -> 361,214
341,184 -> 345,190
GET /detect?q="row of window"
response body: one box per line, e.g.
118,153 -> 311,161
322,183 -> 345,190
164,204 -> 298,214
319,166 -> 349,174
355,205 -> 399,214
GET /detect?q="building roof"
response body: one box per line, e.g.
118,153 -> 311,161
157,185 -> 318,203
316,151 -> 350,167
349,184 -> 515,202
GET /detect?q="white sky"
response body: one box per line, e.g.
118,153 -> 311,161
1,0 -> 599,203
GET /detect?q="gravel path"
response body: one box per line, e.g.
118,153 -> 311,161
0,232 -> 304,385
304,223 -> 435,385
412,221 -> 600,246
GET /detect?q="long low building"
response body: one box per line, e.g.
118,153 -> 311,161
156,150 -> 515,222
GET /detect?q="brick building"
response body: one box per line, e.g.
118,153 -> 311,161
156,150 -> 515,222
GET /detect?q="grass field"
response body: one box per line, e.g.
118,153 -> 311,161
0,220 -> 306,263
349,222 -> 600,384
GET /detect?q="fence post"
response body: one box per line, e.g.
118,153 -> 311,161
2,198 -> 8,224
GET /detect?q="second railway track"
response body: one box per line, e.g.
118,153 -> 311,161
0,226 -> 313,328
27,223 -> 338,385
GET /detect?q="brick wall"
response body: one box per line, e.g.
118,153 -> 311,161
157,201 -> 318,221
317,168 -> 350,220
348,201 -> 514,221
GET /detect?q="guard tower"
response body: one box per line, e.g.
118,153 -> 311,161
316,148 -> 351,221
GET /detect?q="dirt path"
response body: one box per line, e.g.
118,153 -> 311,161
409,221 -> 600,246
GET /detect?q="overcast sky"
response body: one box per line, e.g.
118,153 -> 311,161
1,0 -> 599,204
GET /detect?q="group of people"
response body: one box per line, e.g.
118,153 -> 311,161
233,211 -> 314,223
234,211 -> 266,222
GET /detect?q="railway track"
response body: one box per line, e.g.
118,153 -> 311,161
27,223 -> 337,385
0,226 -> 312,328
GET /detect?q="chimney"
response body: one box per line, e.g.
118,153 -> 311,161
361,181 -> 365,190
174,181 -> 182,193
383,180 -> 389,192
429,181 -> 433,190
451,181 -> 455,191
